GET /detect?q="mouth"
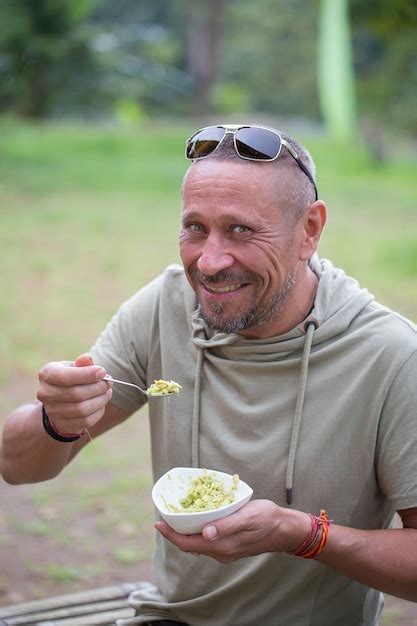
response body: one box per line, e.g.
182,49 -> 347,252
203,283 -> 244,294
199,281 -> 251,303
189,269 -> 257,304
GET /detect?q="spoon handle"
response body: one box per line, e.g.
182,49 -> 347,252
103,375 -> 148,396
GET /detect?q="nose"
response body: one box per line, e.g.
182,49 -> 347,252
196,234 -> 235,276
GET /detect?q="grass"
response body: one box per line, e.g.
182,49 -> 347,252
1,118 -> 416,390
0,117 -> 416,603
45,565 -> 82,583
113,547 -> 148,565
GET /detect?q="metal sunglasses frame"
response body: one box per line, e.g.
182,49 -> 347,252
185,124 -> 318,201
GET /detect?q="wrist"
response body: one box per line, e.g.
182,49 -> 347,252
277,508 -> 312,553
41,404 -> 83,443
289,509 -> 332,558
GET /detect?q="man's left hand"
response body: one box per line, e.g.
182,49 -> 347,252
155,499 -> 310,563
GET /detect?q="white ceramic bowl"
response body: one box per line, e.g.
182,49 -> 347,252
152,467 -> 253,535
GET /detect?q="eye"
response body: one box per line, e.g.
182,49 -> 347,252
230,224 -> 251,234
185,222 -> 206,233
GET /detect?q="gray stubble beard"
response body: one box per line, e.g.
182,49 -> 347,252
199,270 -> 297,334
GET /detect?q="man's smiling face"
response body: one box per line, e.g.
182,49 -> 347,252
179,159 -> 307,338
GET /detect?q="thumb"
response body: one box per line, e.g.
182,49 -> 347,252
74,353 -> 94,368
202,508 -> 248,542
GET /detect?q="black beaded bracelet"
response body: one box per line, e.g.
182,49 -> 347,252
41,404 -> 82,443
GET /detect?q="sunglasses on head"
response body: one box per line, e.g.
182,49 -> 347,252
185,124 -> 318,201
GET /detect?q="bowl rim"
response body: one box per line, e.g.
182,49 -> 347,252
152,467 -> 253,517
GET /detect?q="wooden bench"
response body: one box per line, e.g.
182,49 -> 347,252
0,582 -> 147,625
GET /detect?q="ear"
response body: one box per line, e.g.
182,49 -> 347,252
299,201 -> 327,261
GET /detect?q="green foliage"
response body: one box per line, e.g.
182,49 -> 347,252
351,0 -> 417,133
85,0 -> 191,113
0,0 -> 96,116
0,1 -> 415,134
220,0 -> 318,119
351,0 -> 417,36
114,99 -> 146,126
214,82 -> 249,115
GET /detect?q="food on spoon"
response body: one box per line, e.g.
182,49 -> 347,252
166,471 -> 239,513
147,379 -> 182,396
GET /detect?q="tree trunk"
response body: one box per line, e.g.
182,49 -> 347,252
186,0 -> 226,115
318,0 -> 357,139
21,59 -> 49,118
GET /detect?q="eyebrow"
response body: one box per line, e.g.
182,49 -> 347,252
181,210 -> 265,228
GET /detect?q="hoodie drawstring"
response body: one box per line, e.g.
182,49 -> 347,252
191,318 -> 317,501
286,320 -> 317,505
191,347 -> 204,467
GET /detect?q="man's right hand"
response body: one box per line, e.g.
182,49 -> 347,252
36,353 -> 113,436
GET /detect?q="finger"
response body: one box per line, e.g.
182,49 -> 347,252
44,388 -> 113,420
74,353 -> 94,367
155,522 -> 240,563
39,362 -> 107,387
155,522 -> 209,553
38,379 -> 111,404
202,505 -> 252,542
52,406 -> 109,434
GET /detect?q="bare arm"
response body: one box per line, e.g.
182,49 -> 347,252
316,508 -> 417,602
1,354 -> 131,485
156,501 -> 417,602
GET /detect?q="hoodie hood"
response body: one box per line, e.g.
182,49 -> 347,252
189,256 -> 374,503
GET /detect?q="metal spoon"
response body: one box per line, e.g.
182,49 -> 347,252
103,375 -> 178,398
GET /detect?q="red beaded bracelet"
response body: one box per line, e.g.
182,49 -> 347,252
289,510 -> 332,559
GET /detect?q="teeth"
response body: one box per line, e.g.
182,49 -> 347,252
206,283 -> 242,293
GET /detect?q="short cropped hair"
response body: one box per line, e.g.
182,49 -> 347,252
185,126 -> 317,224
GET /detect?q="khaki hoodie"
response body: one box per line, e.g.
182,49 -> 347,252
90,256 -> 417,626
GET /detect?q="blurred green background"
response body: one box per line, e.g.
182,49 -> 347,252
0,1 -> 416,622
0,0 -> 416,135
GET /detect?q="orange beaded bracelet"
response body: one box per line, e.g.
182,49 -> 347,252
290,509 -> 331,559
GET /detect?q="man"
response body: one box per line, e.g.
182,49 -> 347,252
1,125 -> 417,626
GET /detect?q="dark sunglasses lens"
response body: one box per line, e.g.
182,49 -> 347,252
235,127 -> 281,160
186,127 -> 226,159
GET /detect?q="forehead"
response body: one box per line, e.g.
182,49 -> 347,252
182,159 -> 283,215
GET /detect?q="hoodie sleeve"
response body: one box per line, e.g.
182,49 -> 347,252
376,349 -> 417,511
89,273 -> 164,414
